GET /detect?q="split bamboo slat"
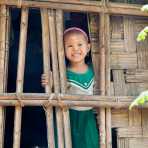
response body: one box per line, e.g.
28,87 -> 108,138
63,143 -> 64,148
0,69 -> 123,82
41,8 -> 55,148
13,7 -> 28,148
56,9 -> 72,148
48,9 -> 64,148
0,5 -> 8,148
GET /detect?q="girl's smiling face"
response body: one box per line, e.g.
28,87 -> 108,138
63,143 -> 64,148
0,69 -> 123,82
64,33 -> 90,66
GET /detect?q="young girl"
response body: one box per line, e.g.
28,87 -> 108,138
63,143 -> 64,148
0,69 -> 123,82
42,27 -> 99,148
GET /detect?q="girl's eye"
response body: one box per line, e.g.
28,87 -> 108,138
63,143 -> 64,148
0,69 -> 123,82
67,45 -> 73,48
78,43 -> 82,46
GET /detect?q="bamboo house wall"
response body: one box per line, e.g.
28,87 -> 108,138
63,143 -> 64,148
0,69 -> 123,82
0,0 -> 148,148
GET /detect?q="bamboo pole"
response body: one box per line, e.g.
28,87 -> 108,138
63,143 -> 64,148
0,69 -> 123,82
0,93 -> 136,101
41,8 -> 55,148
99,0 -> 106,146
13,7 -> 28,148
56,9 -> 72,148
0,5 -> 7,148
48,9 -> 64,148
0,97 -> 141,107
1,0 -> 148,17
87,12 -> 101,148
104,10 -> 112,148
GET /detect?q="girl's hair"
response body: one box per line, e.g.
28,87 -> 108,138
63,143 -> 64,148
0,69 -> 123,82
63,27 -> 89,42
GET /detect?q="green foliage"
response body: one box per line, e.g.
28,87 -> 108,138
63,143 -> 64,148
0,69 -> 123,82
137,4 -> 148,42
137,26 -> 148,41
141,4 -> 148,12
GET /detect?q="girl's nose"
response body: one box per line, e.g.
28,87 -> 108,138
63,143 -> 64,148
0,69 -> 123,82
73,46 -> 79,51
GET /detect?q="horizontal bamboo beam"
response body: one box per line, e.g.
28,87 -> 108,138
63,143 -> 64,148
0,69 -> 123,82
0,93 -> 145,108
107,3 -> 148,17
0,99 -> 143,108
0,0 -> 148,17
0,93 -> 134,100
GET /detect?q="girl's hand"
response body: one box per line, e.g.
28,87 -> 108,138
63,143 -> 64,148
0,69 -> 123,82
129,90 -> 148,110
41,71 -> 53,88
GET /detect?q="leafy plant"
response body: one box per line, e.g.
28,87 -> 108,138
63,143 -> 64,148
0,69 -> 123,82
137,4 -> 148,41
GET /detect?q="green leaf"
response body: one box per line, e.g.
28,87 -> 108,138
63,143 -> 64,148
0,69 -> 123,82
141,4 -> 148,12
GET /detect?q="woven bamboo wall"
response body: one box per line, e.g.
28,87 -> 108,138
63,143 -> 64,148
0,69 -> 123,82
110,15 -> 148,148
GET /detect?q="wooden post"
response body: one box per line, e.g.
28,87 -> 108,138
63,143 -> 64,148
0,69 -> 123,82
13,7 -> 28,148
56,9 -> 72,148
48,9 -> 64,148
41,8 -> 55,148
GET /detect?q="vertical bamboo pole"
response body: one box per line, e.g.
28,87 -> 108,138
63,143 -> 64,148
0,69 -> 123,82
105,11 -> 112,148
56,9 -> 72,148
99,0 -> 106,147
87,13 -> 101,148
48,9 -> 64,148
13,7 -> 28,148
0,5 -> 7,148
41,8 -> 55,148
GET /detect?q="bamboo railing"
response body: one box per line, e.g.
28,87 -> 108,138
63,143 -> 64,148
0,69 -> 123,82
13,7 -> 28,148
0,5 -> 10,148
41,8 -> 55,148
48,9 -> 64,148
0,0 -> 148,148
56,10 -> 72,148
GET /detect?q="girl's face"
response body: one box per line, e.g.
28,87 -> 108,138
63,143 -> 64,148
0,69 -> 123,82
64,33 -> 90,65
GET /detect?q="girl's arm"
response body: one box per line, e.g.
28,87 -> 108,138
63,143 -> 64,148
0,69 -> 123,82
129,90 -> 148,110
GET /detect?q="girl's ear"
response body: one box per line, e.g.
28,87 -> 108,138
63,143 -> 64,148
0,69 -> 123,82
87,43 -> 91,52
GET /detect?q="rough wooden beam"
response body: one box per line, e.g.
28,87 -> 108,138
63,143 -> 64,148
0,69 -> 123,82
0,0 -> 148,17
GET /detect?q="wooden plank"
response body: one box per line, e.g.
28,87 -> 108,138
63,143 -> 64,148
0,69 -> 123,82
111,53 -> 137,69
41,8 -> 55,148
125,69 -> 148,83
13,7 -> 28,148
48,9 -> 64,148
56,10 -> 72,148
